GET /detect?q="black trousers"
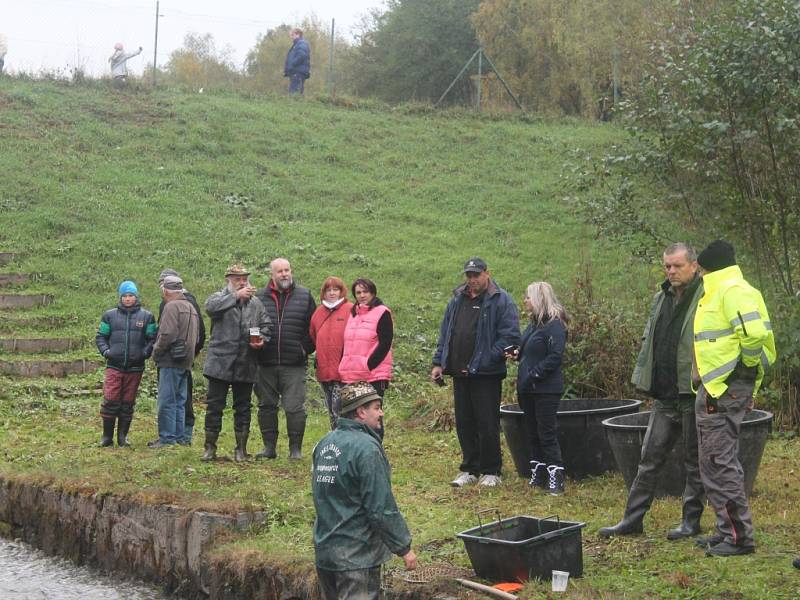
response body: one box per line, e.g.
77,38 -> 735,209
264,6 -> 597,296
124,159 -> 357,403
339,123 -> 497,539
518,392 -> 563,466
453,376 -> 502,476
204,377 -> 253,434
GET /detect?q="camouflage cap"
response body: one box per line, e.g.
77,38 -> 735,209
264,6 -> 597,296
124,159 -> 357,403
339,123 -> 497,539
339,382 -> 382,415
224,264 -> 250,277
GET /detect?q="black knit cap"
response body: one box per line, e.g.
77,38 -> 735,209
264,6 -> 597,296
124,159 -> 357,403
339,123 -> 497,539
697,240 -> 736,272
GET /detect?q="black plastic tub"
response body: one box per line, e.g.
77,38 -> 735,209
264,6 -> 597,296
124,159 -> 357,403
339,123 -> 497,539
500,399 -> 643,480
603,409 -> 773,497
457,515 -> 586,582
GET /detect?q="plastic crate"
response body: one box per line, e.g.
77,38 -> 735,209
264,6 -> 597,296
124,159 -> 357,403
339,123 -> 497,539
456,513 -> 585,582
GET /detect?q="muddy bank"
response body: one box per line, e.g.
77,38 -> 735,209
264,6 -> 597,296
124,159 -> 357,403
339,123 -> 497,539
0,477 -> 446,599
0,477 -> 313,599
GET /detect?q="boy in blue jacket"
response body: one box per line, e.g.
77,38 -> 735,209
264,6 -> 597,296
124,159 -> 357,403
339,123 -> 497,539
95,281 -> 156,447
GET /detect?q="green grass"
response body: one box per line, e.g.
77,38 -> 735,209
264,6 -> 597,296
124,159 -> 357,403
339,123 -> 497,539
0,78 -> 797,598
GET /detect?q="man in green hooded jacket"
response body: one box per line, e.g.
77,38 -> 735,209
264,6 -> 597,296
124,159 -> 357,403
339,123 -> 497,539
312,382 -> 417,599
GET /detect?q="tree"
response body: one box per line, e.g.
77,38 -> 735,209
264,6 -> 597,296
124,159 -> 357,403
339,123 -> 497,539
166,33 -> 239,89
341,0 -> 481,104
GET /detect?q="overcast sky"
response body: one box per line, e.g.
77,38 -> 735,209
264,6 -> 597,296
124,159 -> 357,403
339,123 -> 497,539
2,0 -> 386,77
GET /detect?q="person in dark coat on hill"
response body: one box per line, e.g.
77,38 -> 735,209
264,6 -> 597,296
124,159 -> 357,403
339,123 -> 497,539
284,27 -> 310,95
95,280 -> 156,447
202,265 -> 271,462
309,276 -> 353,429
254,258 -> 316,459
512,281 -> 569,496
157,268 -> 206,445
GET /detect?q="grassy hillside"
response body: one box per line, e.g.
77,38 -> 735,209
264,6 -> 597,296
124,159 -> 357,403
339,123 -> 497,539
1,79 -> 797,599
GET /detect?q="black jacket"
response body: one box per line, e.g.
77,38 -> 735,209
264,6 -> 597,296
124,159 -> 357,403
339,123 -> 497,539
517,318 -> 567,395
255,281 -> 316,366
96,300 -> 157,372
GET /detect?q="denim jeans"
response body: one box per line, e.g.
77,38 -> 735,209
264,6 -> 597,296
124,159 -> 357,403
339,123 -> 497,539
289,74 -> 305,95
157,367 -> 188,444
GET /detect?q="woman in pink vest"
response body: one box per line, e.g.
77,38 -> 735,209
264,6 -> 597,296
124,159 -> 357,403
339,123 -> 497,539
338,278 -> 393,436
309,277 -> 353,428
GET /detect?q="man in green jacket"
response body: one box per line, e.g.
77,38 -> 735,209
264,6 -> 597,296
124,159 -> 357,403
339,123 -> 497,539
600,243 -> 705,540
312,382 -> 417,599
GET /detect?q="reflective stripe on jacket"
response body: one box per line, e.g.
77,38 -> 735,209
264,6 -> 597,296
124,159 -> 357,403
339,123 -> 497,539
693,265 -> 775,398
339,304 -> 392,383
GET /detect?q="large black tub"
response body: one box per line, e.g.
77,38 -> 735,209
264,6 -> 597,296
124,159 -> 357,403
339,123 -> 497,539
603,409 -> 773,497
500,398 -> 643,480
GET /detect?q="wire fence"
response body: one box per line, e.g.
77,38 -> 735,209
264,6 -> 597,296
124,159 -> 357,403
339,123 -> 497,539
2,0 -> 354,78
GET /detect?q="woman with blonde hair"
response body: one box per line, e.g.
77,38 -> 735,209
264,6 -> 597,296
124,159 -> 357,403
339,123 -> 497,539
513,281 -> 569,495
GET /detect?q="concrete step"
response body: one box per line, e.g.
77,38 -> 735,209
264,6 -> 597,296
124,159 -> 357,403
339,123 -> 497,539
0,338 -> 84,353
0,358 -> 102,378
0,294 -> 54,309
0,253 -> 17,266
0,315 -> 72,333
0,274 -> 32,287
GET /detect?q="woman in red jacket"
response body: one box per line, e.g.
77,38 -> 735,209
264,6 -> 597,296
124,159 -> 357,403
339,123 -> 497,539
338,278 -> 393,437
309,277 -> 353,428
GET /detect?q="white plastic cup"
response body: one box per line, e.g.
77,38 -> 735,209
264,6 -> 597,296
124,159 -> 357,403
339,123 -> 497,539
551,570 -> 569,592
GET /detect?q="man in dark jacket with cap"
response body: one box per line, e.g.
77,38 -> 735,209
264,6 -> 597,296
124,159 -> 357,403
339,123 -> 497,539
254,258 -> 316,460
312,382 -> 417,599
202,265 -> 272,462
693,240 -> 775,556
599,243 -> 705,540
431,258 -> 520,488
157,268 -> 206,445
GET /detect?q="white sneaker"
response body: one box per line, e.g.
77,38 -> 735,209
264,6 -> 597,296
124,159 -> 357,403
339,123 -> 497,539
450,472 -> 478,487
478,474 -> 502,487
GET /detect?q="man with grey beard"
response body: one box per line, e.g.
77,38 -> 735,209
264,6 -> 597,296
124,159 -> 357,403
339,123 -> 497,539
202,265 -> 271,462
255,258 -> 316,459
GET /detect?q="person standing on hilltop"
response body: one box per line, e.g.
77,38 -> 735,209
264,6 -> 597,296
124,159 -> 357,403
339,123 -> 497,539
109,42 -> 142,88
95,281 -> 157,447
431,258 -> 520,488
284,28 -> 310,95
0,33 -> 8,75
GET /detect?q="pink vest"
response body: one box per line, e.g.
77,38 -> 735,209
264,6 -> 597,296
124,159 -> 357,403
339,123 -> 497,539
338,304 -> 393,383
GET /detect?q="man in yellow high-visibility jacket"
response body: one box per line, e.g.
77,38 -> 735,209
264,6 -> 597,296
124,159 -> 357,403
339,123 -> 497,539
693,240 -> 776,557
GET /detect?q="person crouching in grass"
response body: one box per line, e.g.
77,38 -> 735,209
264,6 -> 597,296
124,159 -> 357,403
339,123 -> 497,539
95,280 -> 156,447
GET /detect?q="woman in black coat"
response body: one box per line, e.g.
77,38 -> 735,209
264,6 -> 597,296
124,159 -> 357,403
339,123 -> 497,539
513,281 -> 569,496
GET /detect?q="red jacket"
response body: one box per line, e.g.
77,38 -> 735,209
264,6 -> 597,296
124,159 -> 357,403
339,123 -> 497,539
309,300 -> 353,382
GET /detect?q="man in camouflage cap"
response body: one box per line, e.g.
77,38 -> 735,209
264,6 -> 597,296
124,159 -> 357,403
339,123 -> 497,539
201,264 -> 272,461
312,382 -> 417,598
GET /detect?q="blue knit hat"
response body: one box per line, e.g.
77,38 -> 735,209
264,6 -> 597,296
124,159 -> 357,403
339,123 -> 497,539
118,280 -> 139,297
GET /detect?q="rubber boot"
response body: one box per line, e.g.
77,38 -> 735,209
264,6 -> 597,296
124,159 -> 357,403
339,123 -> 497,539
598,482 -> 653,537
234,430 -> 250,463
529,460 -> 547,489
666,502 -> 703,540
117,418 -> 132,447
286,412 -> 307,460
98,417 -> 115,447
255,409 -> 278,459
201,432 -> 219,461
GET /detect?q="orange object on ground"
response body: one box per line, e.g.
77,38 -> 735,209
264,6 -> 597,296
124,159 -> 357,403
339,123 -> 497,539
494,582 -> 524,593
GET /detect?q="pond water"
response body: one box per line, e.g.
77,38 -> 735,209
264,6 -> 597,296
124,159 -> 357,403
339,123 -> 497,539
0,538 -> 168,600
